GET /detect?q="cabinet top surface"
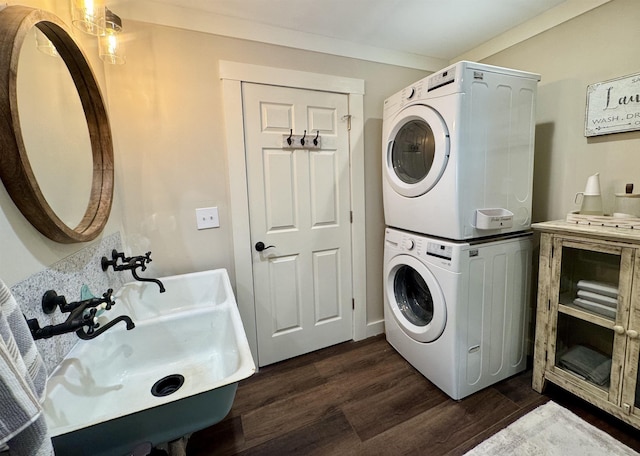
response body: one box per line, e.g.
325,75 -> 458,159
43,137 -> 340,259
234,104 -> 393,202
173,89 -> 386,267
533,220 -> 640,244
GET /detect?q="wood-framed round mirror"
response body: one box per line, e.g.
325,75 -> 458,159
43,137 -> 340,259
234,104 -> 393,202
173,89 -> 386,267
0,6 -> 114,243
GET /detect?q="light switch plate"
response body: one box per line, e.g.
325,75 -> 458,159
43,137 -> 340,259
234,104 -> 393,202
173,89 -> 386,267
196,207 -> 219,230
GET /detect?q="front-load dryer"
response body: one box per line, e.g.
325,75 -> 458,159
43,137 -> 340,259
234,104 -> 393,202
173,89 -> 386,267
383,227 -> 532,400
382,61 -> 541,240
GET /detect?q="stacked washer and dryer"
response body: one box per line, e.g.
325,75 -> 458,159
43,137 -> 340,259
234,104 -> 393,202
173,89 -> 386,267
382,61 -> 541,400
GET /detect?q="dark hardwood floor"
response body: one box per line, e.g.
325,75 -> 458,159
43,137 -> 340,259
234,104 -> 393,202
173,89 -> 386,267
186,335 -> 640,455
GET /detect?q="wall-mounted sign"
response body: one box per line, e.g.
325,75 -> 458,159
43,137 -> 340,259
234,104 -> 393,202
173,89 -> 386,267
585,72 -> 640,137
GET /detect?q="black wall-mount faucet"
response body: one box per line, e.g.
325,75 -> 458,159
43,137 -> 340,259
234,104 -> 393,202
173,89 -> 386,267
101,249 -> 166,293
26,288 -> 135,341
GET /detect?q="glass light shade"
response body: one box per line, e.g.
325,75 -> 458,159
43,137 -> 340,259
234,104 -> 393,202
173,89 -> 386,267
70,0 -> 106,36
99,32 -> 125,65
35,27 -> 58,57
105,8 -> 122,33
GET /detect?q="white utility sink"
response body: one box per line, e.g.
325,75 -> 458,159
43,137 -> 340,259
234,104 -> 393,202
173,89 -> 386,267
43,269 -> 256,456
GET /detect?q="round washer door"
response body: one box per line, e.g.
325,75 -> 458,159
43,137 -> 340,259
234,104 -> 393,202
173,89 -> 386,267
384,104 -> 450,198
385,254 -> 447,343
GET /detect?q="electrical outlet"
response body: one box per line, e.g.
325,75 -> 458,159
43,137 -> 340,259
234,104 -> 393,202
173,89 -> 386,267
195,207 -> 219,230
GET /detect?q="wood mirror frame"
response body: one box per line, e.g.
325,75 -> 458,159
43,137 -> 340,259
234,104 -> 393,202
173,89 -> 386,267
0,6 -> 114,243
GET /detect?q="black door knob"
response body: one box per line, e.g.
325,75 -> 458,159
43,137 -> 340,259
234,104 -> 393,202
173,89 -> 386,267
255,242 -> 275,252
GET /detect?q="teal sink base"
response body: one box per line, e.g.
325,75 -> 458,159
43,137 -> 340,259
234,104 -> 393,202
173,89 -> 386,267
52,382 -> 237,456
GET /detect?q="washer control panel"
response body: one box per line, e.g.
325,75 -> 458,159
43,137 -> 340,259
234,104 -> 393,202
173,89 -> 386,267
426,242 -> 453,260
385,228 -> 463,272
402,238 -> 415,250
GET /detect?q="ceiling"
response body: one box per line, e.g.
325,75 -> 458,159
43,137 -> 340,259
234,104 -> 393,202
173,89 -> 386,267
116,0 -> 610,70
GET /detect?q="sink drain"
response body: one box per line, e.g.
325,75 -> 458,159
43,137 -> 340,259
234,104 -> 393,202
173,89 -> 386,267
151,374 -> 185,397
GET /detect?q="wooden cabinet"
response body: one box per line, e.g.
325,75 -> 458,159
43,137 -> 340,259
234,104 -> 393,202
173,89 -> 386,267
533,220 -> 640,429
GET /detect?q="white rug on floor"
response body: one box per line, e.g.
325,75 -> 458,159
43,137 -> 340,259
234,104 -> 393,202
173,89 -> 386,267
464,401 -> 638,456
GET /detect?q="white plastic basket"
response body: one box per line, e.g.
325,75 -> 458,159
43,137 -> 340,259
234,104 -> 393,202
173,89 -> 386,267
475,209 -> 514,230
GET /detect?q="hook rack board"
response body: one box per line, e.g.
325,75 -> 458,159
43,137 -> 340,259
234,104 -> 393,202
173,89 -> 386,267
281,134 -> 322,150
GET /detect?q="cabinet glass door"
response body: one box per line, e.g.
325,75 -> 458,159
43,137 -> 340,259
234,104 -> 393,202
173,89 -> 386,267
558,246 -> 621,320
550,240 -> 632,402
554,314 -> 614,391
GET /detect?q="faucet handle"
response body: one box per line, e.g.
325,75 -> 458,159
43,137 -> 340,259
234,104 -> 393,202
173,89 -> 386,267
82,308 -> 100,335
102,288 -> 115,310
140,252 -> 153,270
132,252 -> 152,271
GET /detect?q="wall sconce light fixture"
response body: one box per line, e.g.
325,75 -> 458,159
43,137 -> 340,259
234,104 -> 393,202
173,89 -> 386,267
98,8 -> 125,64
70,0 -> 106,36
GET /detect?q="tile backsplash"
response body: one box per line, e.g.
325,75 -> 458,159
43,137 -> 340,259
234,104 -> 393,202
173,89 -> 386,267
10,232 -> 128,374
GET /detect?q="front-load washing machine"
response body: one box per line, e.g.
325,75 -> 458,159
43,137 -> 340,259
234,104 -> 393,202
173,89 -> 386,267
383,227 -> 531,400
382,61 -> 541,240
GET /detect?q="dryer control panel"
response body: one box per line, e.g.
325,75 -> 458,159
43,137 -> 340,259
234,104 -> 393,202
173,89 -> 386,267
400,81 -> 425,106
428,67 -> 457,92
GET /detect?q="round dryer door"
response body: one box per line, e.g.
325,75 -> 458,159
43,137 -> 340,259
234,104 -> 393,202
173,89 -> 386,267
385,254 -> 446,343
384,104 -> 450,198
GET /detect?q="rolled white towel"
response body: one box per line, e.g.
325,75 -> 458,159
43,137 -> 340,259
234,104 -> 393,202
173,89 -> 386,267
576,290 -> 618,308
573,298 -> 616,319
576,280 -> 618,298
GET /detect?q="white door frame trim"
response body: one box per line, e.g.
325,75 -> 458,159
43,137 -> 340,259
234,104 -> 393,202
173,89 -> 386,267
220,61 -> 368,362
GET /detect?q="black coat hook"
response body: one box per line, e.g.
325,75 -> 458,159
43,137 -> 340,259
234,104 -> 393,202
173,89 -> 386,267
313,130 -> 320,146
300,130 -> 306,146
287,129 -> 293,146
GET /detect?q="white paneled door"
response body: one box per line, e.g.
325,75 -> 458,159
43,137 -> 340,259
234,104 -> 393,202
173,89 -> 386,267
242,82 -> 353,367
